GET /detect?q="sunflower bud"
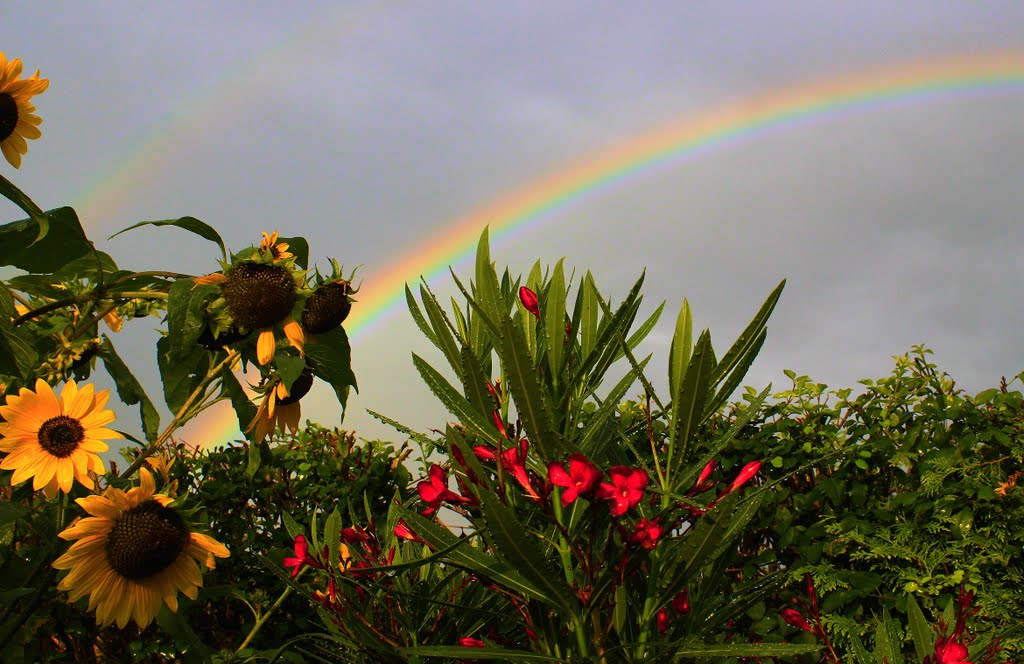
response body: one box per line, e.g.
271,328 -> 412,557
302,280 -> 352,334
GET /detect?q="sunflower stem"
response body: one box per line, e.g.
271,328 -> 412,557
235,570 -> 303,653
120,350 -> 241,479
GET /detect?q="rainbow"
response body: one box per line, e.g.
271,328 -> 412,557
185,51 -> 1024,446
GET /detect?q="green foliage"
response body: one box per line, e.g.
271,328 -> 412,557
699,346 -> 1024,660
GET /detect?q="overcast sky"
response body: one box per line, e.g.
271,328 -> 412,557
3,2 -> 1023,445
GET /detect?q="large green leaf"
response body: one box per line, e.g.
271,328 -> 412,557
156,335 -> 209,414
305,325 -> 358,413
110,216 -> 227,263
166,279 -> 218,361
216,365 -> 256,443
0,207 -> 93,272
497,319 -> 560,458
99,336 -> 160,442
0,305 -> 37,380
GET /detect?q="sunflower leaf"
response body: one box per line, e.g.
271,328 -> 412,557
99,336 -> 160,442
305,325 -> 357,416
0,207 -> 93,272
110,216 -> 227,263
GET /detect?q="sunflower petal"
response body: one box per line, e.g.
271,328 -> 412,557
257,329 -> 276,365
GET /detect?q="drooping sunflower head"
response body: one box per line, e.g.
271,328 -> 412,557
0,52 -> 48,169
302,260 -> 359,335
221,262 -> 298,330
0,378 -> 120,497
53,468 -> 229,628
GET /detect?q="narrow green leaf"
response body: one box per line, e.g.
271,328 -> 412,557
246,439 -> 262,480
668,299 -> 692,396
664,643 -> 820,660
400,645 -> 563,661
110,216 -> 227,263
461,346 -> 493,418
874,609 -> 903,664
711,279 -> 784,389
474,228 -> 506,326
667,330 -> 715,483
405,283 -> 439,347
703,329 -> 765,418
906,594 -> 933,663
325,507 -> 342,570
580,271 -> 600,361
545,258 -> 566,384
621,300 -> 665,356
281,510 -> 304,542
99,336 -> 160,441
479,494 -> 574,615
420,282 -> 463,375
398,507 -> 554,605
613,584 -> 628,634
847,631 -> 874,664
497,319 -> 559,458
578,355 -> 650,451
412,353 -> 499,445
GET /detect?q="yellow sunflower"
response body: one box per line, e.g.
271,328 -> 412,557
53,468 -> 229,628
0,52 -> 48,169
0,378 -> 119,498
247,368 -> 313,443
259,231 -> 294,263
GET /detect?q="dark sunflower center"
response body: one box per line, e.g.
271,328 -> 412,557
37,415 -> 85,458
105,500 -> 190,580
0,94 -> 16,141
221,263 -> 297,330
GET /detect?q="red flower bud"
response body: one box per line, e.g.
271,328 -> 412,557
781,608 -> 813,632
519,286 -> 540,318
458,636 -> 486,648
672,588 -> 690,614
728,461 -> 761,494
656,607 -> 671,637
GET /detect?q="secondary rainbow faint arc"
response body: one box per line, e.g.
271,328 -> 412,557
202,51 -> 1024,446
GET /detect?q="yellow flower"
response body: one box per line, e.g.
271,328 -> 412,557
259,231 -> 294,263
0,52 -> 48,168
0,379 -> 119,498
53,468 -> 229,628
247,369 -> 313,443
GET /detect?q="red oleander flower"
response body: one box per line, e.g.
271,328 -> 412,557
283,534 -> 321,578
627,517 -> 663,550
548,454 -> 602,507
394,521 -> 426,545
417,465 -> 472,516
934,637 -> 972,664
340,526 -> 371,544
656,607 -> 671,637
728,460 -> 761,494
596,466 -> 649,516
459,636 -> 486,647
492,410 -> 510,439
519,286 -> 539,319
672,588 -> 690,614
781,608 -> 813,632
689,459 -> 717,495
473,439 -> 539,499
